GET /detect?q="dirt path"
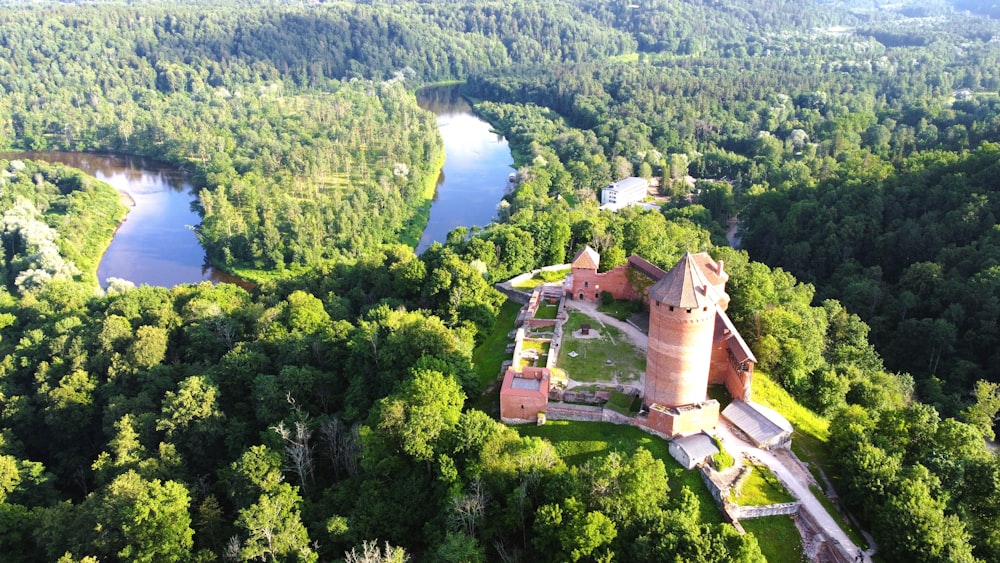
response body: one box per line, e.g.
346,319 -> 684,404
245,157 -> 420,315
565,299 -> 648,353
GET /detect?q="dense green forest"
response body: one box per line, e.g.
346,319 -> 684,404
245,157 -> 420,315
2,0 -> 1000,561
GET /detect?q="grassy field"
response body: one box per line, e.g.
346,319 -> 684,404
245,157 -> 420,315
511,267 -> 571,290
517,420 -> 723,525
471,299 -> 521,391
517,339 -> 550,369
604,390 -> 640,416
751,371 -> 830,473
596,298 -> 643,321
734,463 -> 795,506
533,303 -> 560,320
558,311 -> 645,384
741,516 -> 809,563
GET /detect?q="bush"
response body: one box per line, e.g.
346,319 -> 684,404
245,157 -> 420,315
711,436 -> 734,471
601,291 -> 614,306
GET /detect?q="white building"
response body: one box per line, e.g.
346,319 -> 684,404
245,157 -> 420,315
600,177 -> 648,209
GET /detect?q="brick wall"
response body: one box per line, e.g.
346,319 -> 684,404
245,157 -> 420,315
646,303 -> 717,407
567,263 -> 642,301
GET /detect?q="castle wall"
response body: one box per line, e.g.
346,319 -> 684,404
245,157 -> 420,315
499,366 -> 550,424
709,343 -> 753,401
640,400 -> 720,438
646,301 -> 716,407
568,264 -> 641,302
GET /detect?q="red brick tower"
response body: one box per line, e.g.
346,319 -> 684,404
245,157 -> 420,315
641,253 -> 728,436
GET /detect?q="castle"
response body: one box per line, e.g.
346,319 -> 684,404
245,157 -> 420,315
501,247 -> 762,441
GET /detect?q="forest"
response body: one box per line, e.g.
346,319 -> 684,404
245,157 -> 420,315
2,0 -> 1000,561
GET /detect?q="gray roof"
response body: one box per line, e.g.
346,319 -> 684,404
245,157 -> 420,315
722,400 -> 792,446
648,253 -> 726,308
510,376 -> 542,391
672,433 -> 719,460
607,176 -> 649,192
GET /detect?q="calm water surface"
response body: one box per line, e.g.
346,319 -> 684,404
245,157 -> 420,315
415,85 -> 514,253
1,152 -> 244,288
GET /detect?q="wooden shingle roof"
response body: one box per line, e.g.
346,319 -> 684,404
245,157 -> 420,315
648,252 -> 726,308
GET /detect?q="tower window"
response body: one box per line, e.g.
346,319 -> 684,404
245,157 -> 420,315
686,308 -> 692,313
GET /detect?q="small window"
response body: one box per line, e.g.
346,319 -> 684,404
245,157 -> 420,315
584,281 -> 589,288
669,306 -> 674,312
703,307 -> 708,311
686,308 -> 692,314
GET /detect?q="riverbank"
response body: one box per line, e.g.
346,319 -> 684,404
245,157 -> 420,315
118,189 -> 136,207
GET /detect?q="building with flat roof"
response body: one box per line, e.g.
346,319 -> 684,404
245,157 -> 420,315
600,177 -> 648,209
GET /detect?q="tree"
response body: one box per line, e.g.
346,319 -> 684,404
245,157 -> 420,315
237,483 -> 316,563
374,369 -> 465,464
345,540 -> 409,563
69,470 -> 195,563
874,465 -> 976,563
533,497 -> 617,563
962,380 -> 1000,440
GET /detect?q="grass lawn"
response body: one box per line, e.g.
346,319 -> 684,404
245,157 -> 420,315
533,303 -> 560,320
471,299 -> 521,392
733,463 -> 795,506
559,311 -> 645,384
517,420 -> 723,525
517,339 -> 550,369
605,390 -> 640,416
751,371 -> 830,475
511,267 -> 570,290
741,516 -> 809,563
597,298 -> 644,321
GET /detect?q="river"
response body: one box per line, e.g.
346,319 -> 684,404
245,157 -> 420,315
2,87 -> 511,286
415,85 -> 514,253
0,152 -> 243,288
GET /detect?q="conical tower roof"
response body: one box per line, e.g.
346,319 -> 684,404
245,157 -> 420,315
648,253 -> 726,308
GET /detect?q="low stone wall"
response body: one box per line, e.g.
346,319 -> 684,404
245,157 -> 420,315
545,402 -> 605,422
736,502 -> 800,519
495,283 -> 531,305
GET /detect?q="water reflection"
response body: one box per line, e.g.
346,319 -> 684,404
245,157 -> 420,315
415,85 -> 514,253
0,152 -> 248,289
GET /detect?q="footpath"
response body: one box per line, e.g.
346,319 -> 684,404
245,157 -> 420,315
565,298 -> 876,563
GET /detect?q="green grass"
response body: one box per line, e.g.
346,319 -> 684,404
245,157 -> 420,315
711,436 -> 734,471
533,303 -> 560,320
517,339 -> 550,370
596,298 -> 643,321
558,311 -> 645,383
471,299 -> 521,391
511,267 -> 570,289
751,371 -> 830,474
733,463 -> 795,506
809,485 -> 869,550
517,421 -> 723,524
741,516 -> 809,563
605,390 -> 640,416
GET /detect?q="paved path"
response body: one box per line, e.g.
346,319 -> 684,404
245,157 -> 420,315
566,298 -> 876,562
716,423 -> 873,562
